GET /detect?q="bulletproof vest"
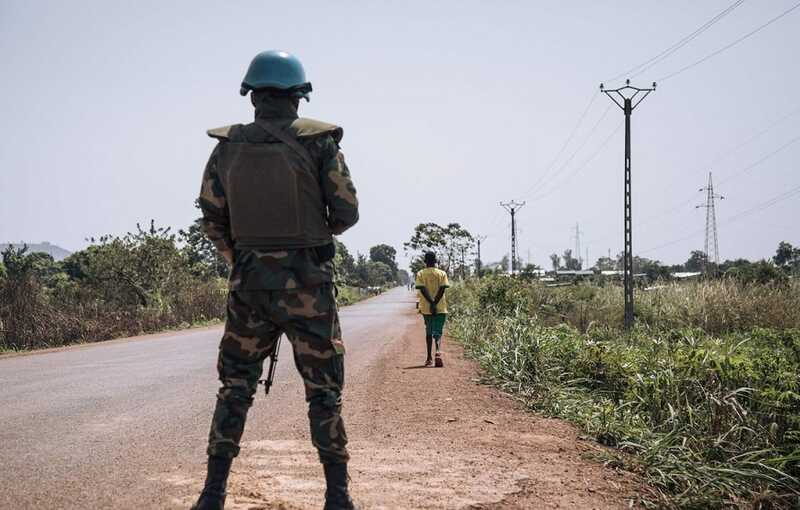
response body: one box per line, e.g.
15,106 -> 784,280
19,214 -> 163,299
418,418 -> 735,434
207,118 -> 342,250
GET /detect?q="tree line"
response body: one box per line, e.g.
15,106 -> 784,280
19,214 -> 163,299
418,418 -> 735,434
0,217 -> 404,351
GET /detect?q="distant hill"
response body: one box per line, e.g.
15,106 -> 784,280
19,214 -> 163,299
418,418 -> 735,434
0,242 -> 72,261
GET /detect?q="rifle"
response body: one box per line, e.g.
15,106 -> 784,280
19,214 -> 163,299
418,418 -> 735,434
258,338 -> 282,395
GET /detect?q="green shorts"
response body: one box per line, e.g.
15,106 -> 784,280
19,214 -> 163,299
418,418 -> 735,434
423,313 -> 447,338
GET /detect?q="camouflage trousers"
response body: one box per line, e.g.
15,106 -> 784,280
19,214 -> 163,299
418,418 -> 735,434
206,283 -> 349,465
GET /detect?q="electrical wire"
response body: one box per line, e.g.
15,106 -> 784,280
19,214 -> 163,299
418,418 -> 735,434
638,183 -> 800,254
484,90 -> 602,234
531,120 -> 623,200
521,103 -> 613,201
585,107 -> 800,246
656,0 -> 800,82
716,133 -> 800,187
605,0 -> 746,84
517,91 -> 600,200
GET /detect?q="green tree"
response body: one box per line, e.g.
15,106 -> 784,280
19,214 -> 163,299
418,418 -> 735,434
369,244 -> 398,280
333,239 -> 357,286
549,253 -> 560,272
396,269 -> 410,286
685,250 -> 707,272
594,256 -> 617,271
725,260 -> 787,285
562,249 -> 580,270
365,261 -> 393,287
74,221 -> 191,308
1,245 -> 64,286
404,222 -> 473,275
179,202 -> 229,278
179,219 -> 229,278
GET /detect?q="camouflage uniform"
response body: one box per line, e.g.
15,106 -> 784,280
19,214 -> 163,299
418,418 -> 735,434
198,98 -> 358,465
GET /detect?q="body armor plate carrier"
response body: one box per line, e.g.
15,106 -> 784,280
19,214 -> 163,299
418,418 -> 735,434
209,118 -> 339,250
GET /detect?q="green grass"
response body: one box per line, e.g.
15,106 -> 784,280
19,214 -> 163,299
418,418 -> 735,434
448,277 -> 800,509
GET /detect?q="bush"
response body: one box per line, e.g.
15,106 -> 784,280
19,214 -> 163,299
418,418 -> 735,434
0,226 -> 227,351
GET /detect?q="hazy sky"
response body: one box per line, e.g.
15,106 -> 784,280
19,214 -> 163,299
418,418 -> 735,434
1,0 -> 798,269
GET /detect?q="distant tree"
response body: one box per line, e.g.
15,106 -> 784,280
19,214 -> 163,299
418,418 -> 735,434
685,250 -> 707,272
179,216 -> 229,278
634,256 -> 670,280
562,249 -> 581,270
595,256 -> 617,271
73,221 -> 191,308
333,239 -> 357,286
365,261 -> 394,287
2,245 -> 63,286
396,269 -> 410,286
0,261 -> 6,280
404,222 -> 473,274
549,253 -> 560,272
500,255 -> 509,272
773,241 -> 795,267
369,244 -> 399,279
725,260 -> 787,285
519,263 -> 542,279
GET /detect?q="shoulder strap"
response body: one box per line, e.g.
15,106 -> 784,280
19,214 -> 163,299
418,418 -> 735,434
253,118 -> 316,170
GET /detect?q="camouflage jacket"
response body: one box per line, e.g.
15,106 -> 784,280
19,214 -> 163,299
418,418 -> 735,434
198,103 -> 359,290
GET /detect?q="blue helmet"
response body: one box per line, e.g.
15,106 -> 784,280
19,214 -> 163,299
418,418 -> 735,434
239,50 -> 312,100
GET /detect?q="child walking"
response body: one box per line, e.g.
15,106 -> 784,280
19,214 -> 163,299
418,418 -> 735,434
415,252 -> 450,367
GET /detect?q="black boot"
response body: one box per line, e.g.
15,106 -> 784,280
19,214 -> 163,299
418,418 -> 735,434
190,456 -> 232,510
323,463 -> 357,510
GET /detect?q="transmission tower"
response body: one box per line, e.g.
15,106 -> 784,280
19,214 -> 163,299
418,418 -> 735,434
600,79 -> 656,330
500,201 -> 525,275
572,223 -> 583,269
696,172 -> 724,275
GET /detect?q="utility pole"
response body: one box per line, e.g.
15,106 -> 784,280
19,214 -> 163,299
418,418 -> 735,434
696,171 -> 724,276
474,235 -> 487,277
601,79 -> 656,330
572,223 -> 582,269
500,201 -> 525,275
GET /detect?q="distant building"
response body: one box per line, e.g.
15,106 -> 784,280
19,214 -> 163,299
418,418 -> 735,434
0,242 -> 72,261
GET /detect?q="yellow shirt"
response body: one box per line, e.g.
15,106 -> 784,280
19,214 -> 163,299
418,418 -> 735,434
415,267 -> 450,315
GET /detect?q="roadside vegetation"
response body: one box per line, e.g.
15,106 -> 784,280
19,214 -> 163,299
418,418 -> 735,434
448,271 -> 800,508
0,218 -> 405,352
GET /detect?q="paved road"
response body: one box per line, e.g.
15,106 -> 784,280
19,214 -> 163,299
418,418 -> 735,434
0,287 -> 415,510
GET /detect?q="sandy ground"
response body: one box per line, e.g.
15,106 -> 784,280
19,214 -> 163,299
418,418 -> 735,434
174,293 -> 641,509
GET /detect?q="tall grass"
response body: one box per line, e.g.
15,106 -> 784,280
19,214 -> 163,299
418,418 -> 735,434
449,277 -> 800,508
474,278 -> 800,335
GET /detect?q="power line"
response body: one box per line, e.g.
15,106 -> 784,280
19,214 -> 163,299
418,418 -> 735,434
586,122 -> 800,247
518,91 -> 601,199
605,0 -> 747,84
657,0 -> 800,82
706,104 -> 800,165
531,120 -> 623,200
716,133 -> 800,187
639,182 -> 800,254
522,104 -> 614,200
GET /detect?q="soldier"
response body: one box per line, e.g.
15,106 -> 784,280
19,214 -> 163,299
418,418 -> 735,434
192,50 -> 359,510
415,252 -> 449,367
